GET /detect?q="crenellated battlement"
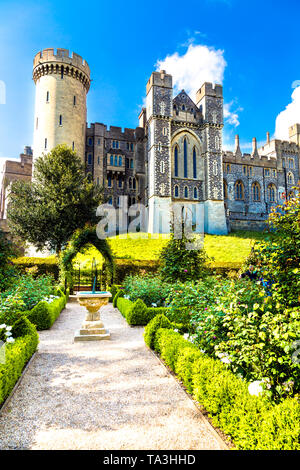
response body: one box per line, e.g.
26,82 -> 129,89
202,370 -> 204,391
33,48 -> 90,92
196,82 -> 223,102
222,150 -> 277,168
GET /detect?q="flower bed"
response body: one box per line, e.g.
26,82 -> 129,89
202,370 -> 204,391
0,317 -> 39,406
145,316 -> 300,450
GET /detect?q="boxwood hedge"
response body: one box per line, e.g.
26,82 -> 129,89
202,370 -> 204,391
146,320 -> 300,450
0,317 -> 39,406
116,297 -> 170,326
27,292 -> 67,330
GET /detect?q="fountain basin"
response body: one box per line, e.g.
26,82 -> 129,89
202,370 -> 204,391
74,291 -> 112,342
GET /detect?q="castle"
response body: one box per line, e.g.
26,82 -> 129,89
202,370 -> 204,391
1,48 -> 299,237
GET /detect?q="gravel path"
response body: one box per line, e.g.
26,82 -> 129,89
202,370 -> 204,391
0,301 -> 226,450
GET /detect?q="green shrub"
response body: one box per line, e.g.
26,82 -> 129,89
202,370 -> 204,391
144,314 -> 184,350
116,297 -> 133,319
126,299 -> 148,324
11,315 -> 36,338
114,259 -> 160,284
13,256 -> 59,280
123,275 -> 173,307
27,293 -> 66,330
109,284 -> 121,303
0,290 -> 26,326
113,288 -> 124,308
0,317 -> 38,406
159,230 -> 209,283
255,398 -> 300,450
0,274 -> 54,311
151,327 -> 300,450
117,297 -> 171,327
216,299 -> 300,399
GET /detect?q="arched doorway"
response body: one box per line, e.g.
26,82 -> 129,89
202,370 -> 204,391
60,225 -> 115,293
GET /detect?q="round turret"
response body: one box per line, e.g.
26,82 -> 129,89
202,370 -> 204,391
32,48 -> 91,162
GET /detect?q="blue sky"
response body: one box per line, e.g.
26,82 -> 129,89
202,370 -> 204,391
1,0 -> 300,162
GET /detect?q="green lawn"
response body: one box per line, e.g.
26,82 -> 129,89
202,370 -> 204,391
107,231 -> 270,266
18,231 -> 269,270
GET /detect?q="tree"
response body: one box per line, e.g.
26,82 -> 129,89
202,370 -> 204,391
0,229 -> 17,290
7,145 -> 103,255
159,223 -> 209,282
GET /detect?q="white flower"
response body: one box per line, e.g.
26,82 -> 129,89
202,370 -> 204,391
6,337 -> 15,343
248,380 -> 264,396
173,329 -> 179,333
0,324 -> 6,329
5,331 -> 12,337
216,352 -> 231,364
183,333 -> 189,340
151,303 -> 157,307
5,326 -> 12,331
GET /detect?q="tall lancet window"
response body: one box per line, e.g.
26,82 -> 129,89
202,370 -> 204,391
193,147 -> 197,179
174,146 -> 178,177
184,138 -> 188,178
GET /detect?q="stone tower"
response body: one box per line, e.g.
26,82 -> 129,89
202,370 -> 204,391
146,70 -> 173,233
196,83 -> 227,234
32,48 -> 90,162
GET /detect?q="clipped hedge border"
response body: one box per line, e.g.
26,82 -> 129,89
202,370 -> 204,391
12,256 -> 59,280
116,296 -> 170,326
109,284 -> 122,303
0,317 -> 39,406
26,290 -> 67,331
145,318 -> 300,450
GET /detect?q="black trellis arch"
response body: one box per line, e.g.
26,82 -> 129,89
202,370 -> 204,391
59,225 -> 115,292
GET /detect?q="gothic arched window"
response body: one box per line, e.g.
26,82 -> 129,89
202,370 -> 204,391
193,147 -> 197,179
223,180 -> 228,199
184,186 -> 188,198
193,187 -> 198,199
174,185 -> 179,198
235,180 -> 244,200
289,158 -> 295,169
129,177 -> 132,189
119,156 -> 122,166
287,172 -> 294,184
114,155 -> 118,166
174,146 -> 178,177
268,184 -> 276,203
133,178 -> 136,190
183,138 -> 188,178
107,176 -> 112,188
252,182 -> 261,202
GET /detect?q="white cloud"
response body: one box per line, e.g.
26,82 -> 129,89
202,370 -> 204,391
156,44 -> 226,99
156,44 -> 241,127
224,102 -> 242,127
275,86 -> 300,140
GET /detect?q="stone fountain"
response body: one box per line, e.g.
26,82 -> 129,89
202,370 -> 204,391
74,268 -> 112,342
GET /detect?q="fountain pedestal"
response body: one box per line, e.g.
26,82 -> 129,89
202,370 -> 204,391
74,292 -> 112,342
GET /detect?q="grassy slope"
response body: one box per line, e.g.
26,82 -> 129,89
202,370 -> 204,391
107,231 -> 269,266
15,231 -> 269,268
